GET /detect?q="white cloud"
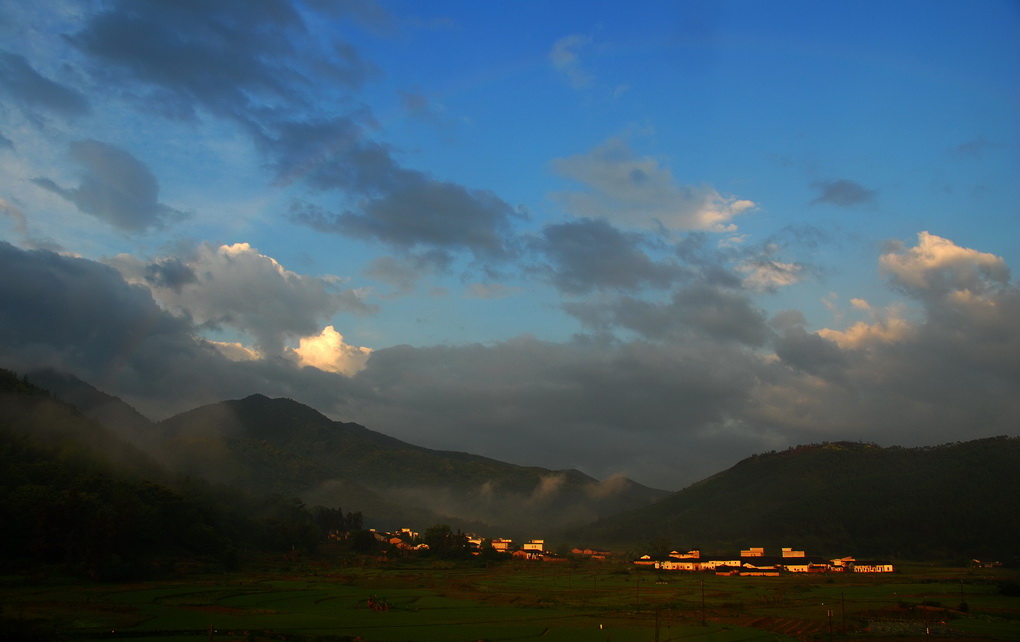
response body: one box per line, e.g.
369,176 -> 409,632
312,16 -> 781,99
880,231 -> 1010,297
291,325 -> 371,376
207,339 -> 262,362
109,242 -> 374,354
818,315 -> 914,350
551,137 -> 755,232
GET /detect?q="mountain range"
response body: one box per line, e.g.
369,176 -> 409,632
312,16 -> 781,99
25,368 -> 669,538
12,368 -> 1020,561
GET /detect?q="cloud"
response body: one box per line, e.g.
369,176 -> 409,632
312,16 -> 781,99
399,89 -> 449,127
549,34 -> 594,88
817,303 -> 914,349
464,282 -> 521,300
348,336 -> 768,487
69,1 -> 370,120
109,242 -> 375,355
291,325 -> 372,376
879,231 -> 1009,299
535,218 -> 686,294
0,241 -> 370,420
0,49 -> 90,119
32,139 -> 187,232
208,340 -> 263,362
736,256 -> 805,292
0,197 -> 28,235
70,2 -> 512,269
766,233 -> 1020,446
564,282 -> 771,347
1,232 -> 1017,490
810,178 -> 877,207
291,174 -> 520,263
0,241 -> 221,411
552,137 -> 755,231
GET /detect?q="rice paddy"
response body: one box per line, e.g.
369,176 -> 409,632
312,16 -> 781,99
2,558 -> 1018,640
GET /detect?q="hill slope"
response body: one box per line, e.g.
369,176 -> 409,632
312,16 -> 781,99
0,369 -> 311,577
569,439 -> 1020,560
157,394 -> 669,535
23,369 -> 668,536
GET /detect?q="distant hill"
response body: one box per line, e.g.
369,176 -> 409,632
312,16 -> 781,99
566,439 -> 1020,561
156,394 -> 669,535
19,368 -> 1015,561
19,369 -> 669,537
0,369 -> 310,578
26,367 -> 159,451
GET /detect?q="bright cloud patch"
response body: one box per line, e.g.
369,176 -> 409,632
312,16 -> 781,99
292,325 -> 372,376
818,316 -> 914,349
109,242 -> 373,355
207,339 -> 262,362
551,137 -> 755,232
880,231 -> 1010,296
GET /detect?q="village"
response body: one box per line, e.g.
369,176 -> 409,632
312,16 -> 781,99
359,529 -> 894,576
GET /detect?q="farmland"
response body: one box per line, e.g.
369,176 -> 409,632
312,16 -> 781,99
2,557 -> 1019,641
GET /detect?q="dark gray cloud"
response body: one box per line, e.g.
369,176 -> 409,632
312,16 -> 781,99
265,117 -> 390,193
0,241 -> 365,420
345,337 -> 767,487
1,236 -> 1018,490
32,139 -> 187,232
71,0 -> 314,120
0,241 -> 212,410
362,253 -> 449,296
810,178 -> 877,207
564,283 -> 770,347
770,310 -> 848,379
292,177 -> 520,262
69,1 -> 517,265
535,218 -> 686,294
763,234 -> 1020,447
144,257 -> 198,291
0,50 -> 90,119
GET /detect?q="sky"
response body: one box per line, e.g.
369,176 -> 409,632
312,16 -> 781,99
1,0 -> 1018,491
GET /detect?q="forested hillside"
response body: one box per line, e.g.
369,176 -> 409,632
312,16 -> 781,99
0,370 -> 334,578
570,439 -> 1020,561
154,393 -> 668,535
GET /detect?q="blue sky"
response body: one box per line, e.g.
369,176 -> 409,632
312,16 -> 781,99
1,0 -> 1017,490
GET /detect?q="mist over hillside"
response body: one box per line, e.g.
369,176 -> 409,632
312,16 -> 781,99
23,368 -> 669,537
9,367 -> 1018,563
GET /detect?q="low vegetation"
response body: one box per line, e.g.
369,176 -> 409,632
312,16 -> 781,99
2,556 -> 1019,641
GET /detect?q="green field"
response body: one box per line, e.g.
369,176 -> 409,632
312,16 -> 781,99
3,558 -> 1019,641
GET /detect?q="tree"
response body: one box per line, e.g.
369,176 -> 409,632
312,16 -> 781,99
423,523 -> 469,558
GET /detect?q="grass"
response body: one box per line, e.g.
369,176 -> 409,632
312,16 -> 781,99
1,557 -> 1018,641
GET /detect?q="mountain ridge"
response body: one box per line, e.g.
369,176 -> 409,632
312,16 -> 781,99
24,370 -> 669,537
18,368 -> 1019,560
564,437 -> 1020,560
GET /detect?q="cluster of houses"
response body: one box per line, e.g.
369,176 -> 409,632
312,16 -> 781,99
365,530 -> 893,575
634,547 -> 895,575
367,529 -> 599,562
